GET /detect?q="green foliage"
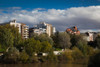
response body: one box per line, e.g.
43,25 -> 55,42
41,41 -> 52,52
62,50 -> 73,61
94,35 -> 100,49
76,40 -> 88,55
58,50 -> 73,62
19,50 -> 29,63
52,32 -> 71,49
70,34 -> 85,47
31,33 -> 54,45
3,47 -> 19,63
24,38 -> 36,56
59,32 -> 71,49
0,24 -> 22,50
87,46 -> 94,56
24,38 -> 52,56
46,50 -> 58,62
88,51 -> 100,67
52,31 -> 60,48
29,53 -> 38,62
0,27 -> 14,50
3,24 -> 22,47
0,44 -> 5,52
70,34 -> 88,55
72,47 -> 84,60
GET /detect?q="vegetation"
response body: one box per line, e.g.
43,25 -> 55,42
88,51 -> 100,67
52,32 -> 71,49
0,25 -> 100,64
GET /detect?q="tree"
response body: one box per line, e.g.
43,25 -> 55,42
76,40 -> 88,55
52,32 -> 71,49
0,24 -> 22,50
88,51 -> 100,67
70,34 -> 84,47
25,38 -> 42,55
2,24 -> 22,48
52,31 -> 60,48
72,47 -> 84,60
3,47 -> 19,63
59,32 -> 71,49
24,38 -> 36,56
41,41 -> 52,52
94,35 -> 100,49
32,33 -> 54,45
19,50 -> 29,63
0,27 -> 14,50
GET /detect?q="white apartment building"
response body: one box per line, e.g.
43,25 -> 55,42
10,20 -> 21,33
30,22 -> 56,36
1,20 -> 29,39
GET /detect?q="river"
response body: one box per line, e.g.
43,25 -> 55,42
0,63 -> 87,67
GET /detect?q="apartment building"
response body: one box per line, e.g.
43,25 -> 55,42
10,20 -> 22,33
29,22 -> 56,37
1,20 -> 29,39
21,23 -> 29,39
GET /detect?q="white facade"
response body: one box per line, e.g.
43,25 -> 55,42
9,20 -> 29,39
46,24 -> 52,36
83,32 -> 94,41
53,27 -> 56,34
33,22 -> 56,36
9,20 -> 21,33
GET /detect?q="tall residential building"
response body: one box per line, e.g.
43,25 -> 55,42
10,20 -> 22,33
0,20 -> 29,39
21,23 -> 29,39
29,22 -> 56,37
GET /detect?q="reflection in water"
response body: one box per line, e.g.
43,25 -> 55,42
0,63 -> 87,67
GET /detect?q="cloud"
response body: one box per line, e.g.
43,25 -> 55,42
33,8 -> 46,11
0,6 -> 100,32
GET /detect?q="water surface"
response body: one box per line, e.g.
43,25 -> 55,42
0,63 -> 87,67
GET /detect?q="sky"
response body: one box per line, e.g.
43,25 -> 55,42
0,0 -> 100,32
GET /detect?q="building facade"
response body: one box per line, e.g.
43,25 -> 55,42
66,26 -> 80,35
10,20 -> 22,33
21,23 -> 29,39
83,32 -> 94,41
1,20 -> 29,39
29,22 -> 56,37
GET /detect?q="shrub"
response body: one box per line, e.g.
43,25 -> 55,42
88,51 -> 100,67
19,50 -> 29,63
72,47 -> 84,60
62,50 -> 73,62
3,47 -> 19,63
46,50 -> 58,62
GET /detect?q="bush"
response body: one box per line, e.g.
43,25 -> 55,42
87,46 -> 94,56
46,50 -> 58,62
19,50 -> 29,63
88,51 -> 100,67
29,53 -> 38,63
60,50 -> 73,62
72,47 -> 84,60
3,47 -> 19,63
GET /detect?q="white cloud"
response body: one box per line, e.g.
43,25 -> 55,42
0,6 -> 100,31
